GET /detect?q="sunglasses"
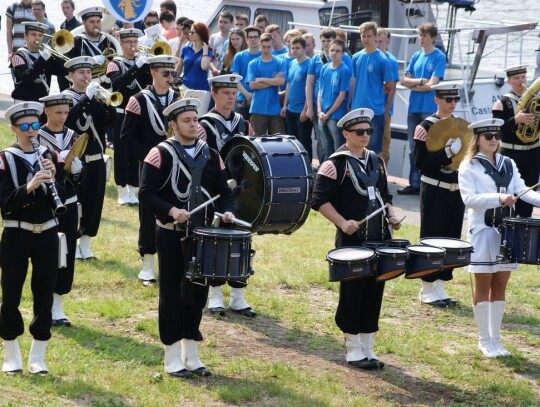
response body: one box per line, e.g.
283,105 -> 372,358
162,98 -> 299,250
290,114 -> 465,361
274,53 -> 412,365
347,128 -> 373,136
16,122 -> 40,131
482,132 -> 502,141
444,96 -> 461,103
161,70 -> 178,78
144,21 -> 158,27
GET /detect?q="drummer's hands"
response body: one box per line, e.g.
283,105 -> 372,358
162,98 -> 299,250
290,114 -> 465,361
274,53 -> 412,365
340,219 -> 360,235
221,211 -> 234,223
499,193 -> 516,207
388,215 -> 401,230
169,207 -> 190,224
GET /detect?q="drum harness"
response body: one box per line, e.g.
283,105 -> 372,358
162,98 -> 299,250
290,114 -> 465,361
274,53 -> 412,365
199,112 -> 246,151
330,150 -> 388,241
474,153 -> 513,228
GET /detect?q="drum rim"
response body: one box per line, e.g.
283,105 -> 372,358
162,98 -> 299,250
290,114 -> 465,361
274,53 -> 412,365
419,237 -> 473,250
327,246 -> 375,262
407,244 -> 446,254
376,247 -> 408,255
193,227 -> 252,237
502,217 -> 540,225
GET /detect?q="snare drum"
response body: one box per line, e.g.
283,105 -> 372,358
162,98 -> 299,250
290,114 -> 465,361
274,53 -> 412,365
385,239 -> 410,248
375,247 -> 408,281
419,237 -> 473,269
220,135 -> 313,235
500,217 -> 540,264
326,247 -> 375,282
405,245 -> 445,279
191,228 -> 254,282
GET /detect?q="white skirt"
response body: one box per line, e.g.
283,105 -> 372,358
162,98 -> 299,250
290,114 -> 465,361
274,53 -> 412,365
467,227 -> 518,274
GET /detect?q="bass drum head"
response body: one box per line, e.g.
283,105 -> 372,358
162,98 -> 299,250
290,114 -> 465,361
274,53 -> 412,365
221,135 -> 312,235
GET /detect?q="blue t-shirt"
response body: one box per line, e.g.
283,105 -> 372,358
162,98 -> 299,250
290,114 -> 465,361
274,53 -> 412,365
308,53 -> 325,105
272,47 -> 288,56
385,51 -> 400,116
351,48 -> 393,114
405,48 -> 446,113
246,56 -> 285,116
231,49 -> 262,102
180,43 -> 213,91
287,58 -> 311,113
319,62 -> 350,120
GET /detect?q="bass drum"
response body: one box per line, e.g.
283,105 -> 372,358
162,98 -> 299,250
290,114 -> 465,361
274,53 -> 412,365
221,135 -> 313,234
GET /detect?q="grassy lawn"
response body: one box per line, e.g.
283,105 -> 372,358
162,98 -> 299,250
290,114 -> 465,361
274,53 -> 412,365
0,121 -> 538,406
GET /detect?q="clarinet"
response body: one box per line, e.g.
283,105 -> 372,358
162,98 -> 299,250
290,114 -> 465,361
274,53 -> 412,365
29,136 -> 67,215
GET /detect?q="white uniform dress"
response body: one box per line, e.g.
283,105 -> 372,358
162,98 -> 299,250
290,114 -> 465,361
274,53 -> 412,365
459,153 -> 540,273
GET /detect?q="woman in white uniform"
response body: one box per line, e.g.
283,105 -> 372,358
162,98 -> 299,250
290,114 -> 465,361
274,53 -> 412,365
459,118 -> 540,358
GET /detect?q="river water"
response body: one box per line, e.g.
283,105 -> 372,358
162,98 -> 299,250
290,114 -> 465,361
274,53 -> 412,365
0,0 -> 537,97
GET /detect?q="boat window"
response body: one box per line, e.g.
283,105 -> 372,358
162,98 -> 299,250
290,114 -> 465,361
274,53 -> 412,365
319,7 -> 350,26
208,5 -> 251,34
254,9 -> 294,32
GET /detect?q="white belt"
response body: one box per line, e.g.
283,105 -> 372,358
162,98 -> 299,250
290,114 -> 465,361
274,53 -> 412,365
500,141 -> 540,151
421,175 -> 460,191
3,218 -> 58,233
116,108 -> 125,114
85,153 -> 103,163
156,219 -> 185,231
65,195 -> 78,205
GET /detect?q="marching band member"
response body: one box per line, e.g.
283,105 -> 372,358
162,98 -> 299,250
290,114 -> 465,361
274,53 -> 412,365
0,102 -> 64,375
64,56 -> 116,259
120,55 -> 179,285
106,28 -> 152,205
10,21 -> 67,102
414,83 -> 465,307
37,94 -> 82,327
492,65 -> 540,218
458,119 -> 540,358
197,74 -> 256,318
312,108 -> 400,370
139,98 -> 235,378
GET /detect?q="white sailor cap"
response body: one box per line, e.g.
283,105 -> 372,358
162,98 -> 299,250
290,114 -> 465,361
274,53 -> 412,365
22,21 -> 49,33
468,118 -> 504,135
337,108 -> 374,129
163,98 -> 201,121
504,65 -> 527,77
78,6 -> 103,20
147,55 -> 179,68
5,102 -> 43,125
39,93 -> 74,108
431,82 -> 461,97
64,56 -> 97,71
118,28 -> 143,39
208,74 -> 243,89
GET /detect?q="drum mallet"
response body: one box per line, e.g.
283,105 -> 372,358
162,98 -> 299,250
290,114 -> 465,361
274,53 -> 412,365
357,204 -> 389,226
516,182 -> 540,200
214,211 -> 253,229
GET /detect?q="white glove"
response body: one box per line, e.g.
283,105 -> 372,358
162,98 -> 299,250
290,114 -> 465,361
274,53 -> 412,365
445,137 -> 462,157
41,47 -> 52,61
93,55 -> 106,65
136,55 -> 148,68
86,81 -> 101,99
59,150 -> 69,161
70,157 -> 83,175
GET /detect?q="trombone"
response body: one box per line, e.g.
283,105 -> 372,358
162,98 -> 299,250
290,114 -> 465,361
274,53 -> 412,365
137,41 -> 172,57
43,29 -> 75,54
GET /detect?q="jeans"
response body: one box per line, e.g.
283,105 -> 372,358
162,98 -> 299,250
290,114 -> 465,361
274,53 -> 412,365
407,112 -> 430,188
319,119 -> 344,163
286,110 -> 313,161
368,114 -> 385,154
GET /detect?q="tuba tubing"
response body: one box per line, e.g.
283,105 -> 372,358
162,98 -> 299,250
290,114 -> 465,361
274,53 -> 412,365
516,76 -> 540,143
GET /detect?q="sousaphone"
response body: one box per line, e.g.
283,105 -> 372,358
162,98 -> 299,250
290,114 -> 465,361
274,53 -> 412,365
425,117 -> 473,171
64,133 -> 89,175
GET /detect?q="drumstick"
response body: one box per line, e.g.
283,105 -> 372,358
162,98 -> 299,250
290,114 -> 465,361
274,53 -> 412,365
214,211 -> 253,228
188,194 -> 221,216
357,204 -> 389,226
396,215 -> 406,225
516,183 -> 540,200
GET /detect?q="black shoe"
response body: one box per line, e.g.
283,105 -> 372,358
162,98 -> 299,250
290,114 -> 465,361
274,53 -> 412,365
140,279 -> 156,287
209,307 -> 226,317
230,307 -> 257,318
348,358 -> 380,369
52,318 -> 72,327
190,366 -> 212,376
4,369 -> 22,376
168,369 -> 191,378
422,299 -> 448,308
368,358 -> 385,369
397,186 -> 420,195
441,297 -> 458,306
30,370 -> 49,376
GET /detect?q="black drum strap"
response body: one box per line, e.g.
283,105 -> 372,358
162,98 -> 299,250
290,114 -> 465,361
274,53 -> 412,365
476,155 -> 513,227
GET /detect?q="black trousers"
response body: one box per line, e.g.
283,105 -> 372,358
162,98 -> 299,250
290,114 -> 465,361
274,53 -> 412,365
157,227 -> 208,345
56,201 -> 78,294
138,162 -> 156,255
420,182 -> 465,282
334,231 -> 385,334
78,158 -> 106,237
113,112 -> 139,187
0,228 -> 58,341
501,147 -> 540,218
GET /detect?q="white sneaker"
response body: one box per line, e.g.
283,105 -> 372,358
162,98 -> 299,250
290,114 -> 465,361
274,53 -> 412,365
117,186 -> 130,205
127,185 -> 139,205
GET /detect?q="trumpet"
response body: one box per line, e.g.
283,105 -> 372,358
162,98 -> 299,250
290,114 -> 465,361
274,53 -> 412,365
137,41 -> 172,57
84,80 -> 123,106
43,29 -> 74,54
